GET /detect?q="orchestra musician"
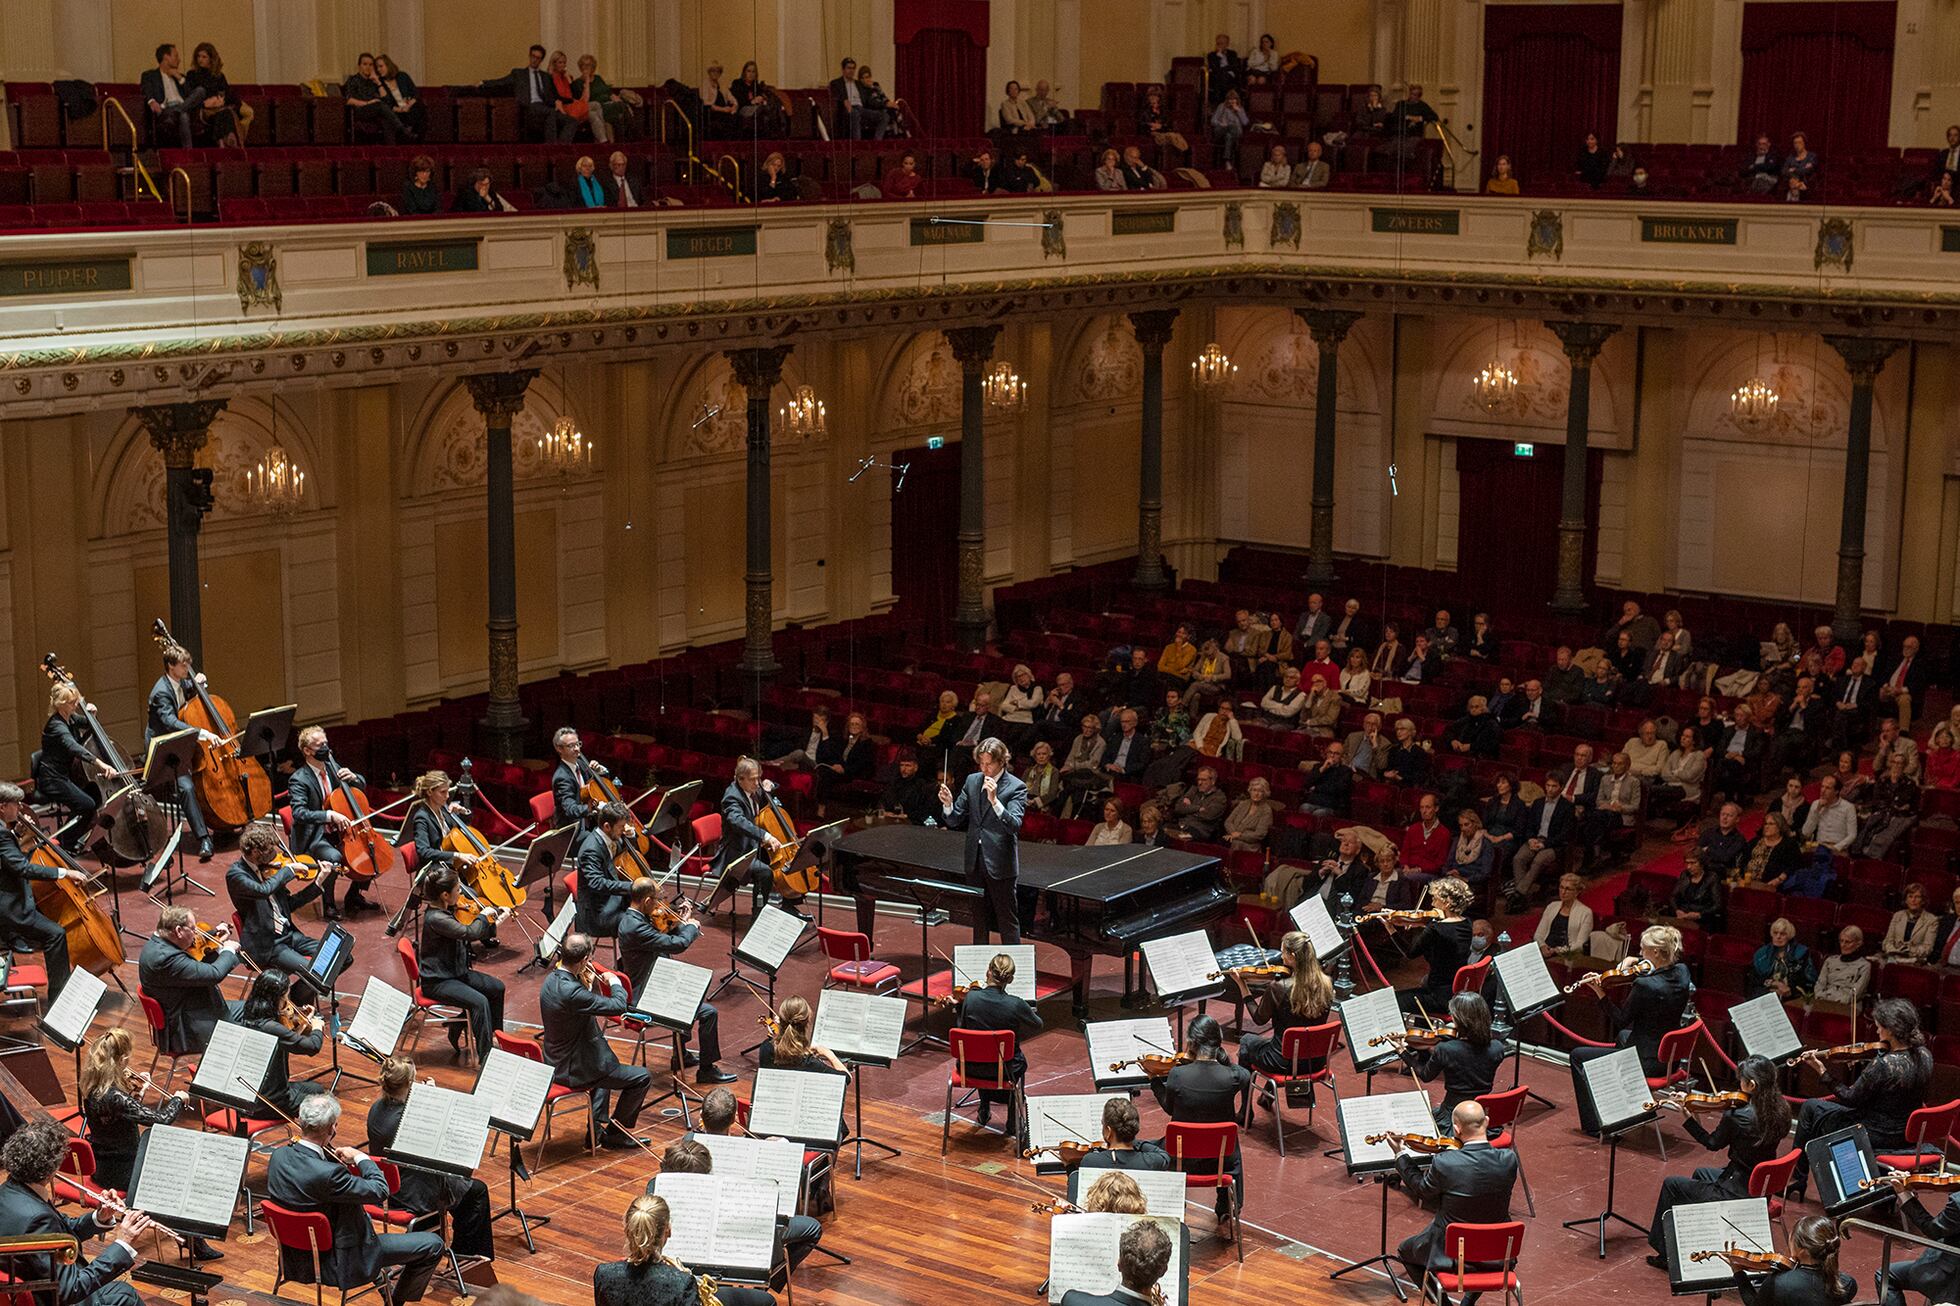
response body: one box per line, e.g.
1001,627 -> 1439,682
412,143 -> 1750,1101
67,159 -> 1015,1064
1875,1165 -> 1960,1306
145,643 -> 215,861
265,1094 -> 448,1306
0,781 -> 82,997
138,904 -> 243,1055
717,759 -> 783,919
550,726 -> 602,830
1057,1219 -> 1174,1306
1079,1170 -> 1148,1214
1150,1014 -> 1249,1235
287,725 -> 373,918
1393,991 -> 1507,1130
365,1057 -> 495,1263
1788,997 -> 1933,1199
694,1088 -> 826,1267
616,877 -> 736,1086
1646,1055 -> 1790,1267
654,1135 -> 804,1299
539,933 -> 651,1150
573,802 -> 638,940
240,969 -> 328,1116
598,1190 -> 766,1306
1231,931 -> 1333,1105
416,867 -> 508,1059
1568,924 -> 1692,1136
37,683 -> 116,855
938,737 -> 1029,946
0,1118 -> 153,1306
226,822 -> 324,1005
1077,1098 -> 1172,1171
1730,1215 -> 1856,1306
1388,1101 -> 1519,1285
954,953 -> 1042,1132
1394,876 -> 1476,1015
77,1028 -> 225,1262
760,994 -> 846,1212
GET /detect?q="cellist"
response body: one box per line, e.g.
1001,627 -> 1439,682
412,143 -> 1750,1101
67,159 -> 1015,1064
551,726 -> 606,831
0,782 -> 81,996
574,802 -> 638,940
718,758 -> 785,918
287,725 -> 374,919
617,877 -> 735,1086
405,771 -> 499,947
37,683 -> 116,856
144,643 -> 215,861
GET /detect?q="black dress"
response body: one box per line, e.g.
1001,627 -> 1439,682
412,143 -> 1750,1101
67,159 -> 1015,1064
1403,1036 -> 1508,1127
1236,978 -> 1330,1076
1151,1057 -> 1250,1215
81,1085 -> 186,1190
1647,1104 -> 1785,1253
1399,919 -> 1472,1015
181,68 -> 237,143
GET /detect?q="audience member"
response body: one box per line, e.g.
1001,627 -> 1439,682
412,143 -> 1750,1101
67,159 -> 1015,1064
1479,774 -> 1529,860
1187,639 -> 1234,714
1380,717 -> 1430,788
507,44 -> 562,140
1258,666 -> 1306,729
1747,918 -> 1815,999
186,43 -> 243,147
1648,724 -> 1707,831
1543,647 -> 1586,704
1803,774 -> 1859,854
1161,767 -> 1228,842
1259,145 -> 1293,188
1244,34 -> 1280,85
1926,723 -> 1960,788
1339,648 -> 1372,705
1669,853 -> 1723,932
1712,703 -> 1764,798
755,152 -> 797,203
1450,810 -> 1498,887
1058,715 -> 1108,813
1297,741 -> 1354,818
1850,752 -> 1918,860
142,43 -> 198,149
1211,91 -> 1249,168
1223,779 -> 1274,853
545,52 -> 594,140
1504,769 -> 1576,907
1740,133 -> 1780,192
1301,674 -> 1342,737
1094,147 -> 1125,191
1148,688 -> 1192,754
1021,742 -> 1062,815
998,81 -> 1037,133
1737,812 -> 1800,890
1135,803 -> 1170,848
884,152 -> 923,199
1120,145 -> 1166,189
1136,88 -> 1187,154
830,57 -> 884,140
1484,154 -> 1520,195
855,65 -> 905,137
399,155 -> 440,215
1329,598 -> 1371,656
1696,802 -> 1747,877
1344,711 -> 1390,778
1369,622 -> 1407,680
1575,132 -> 1610,187
1000,146 -> 1041,193
1812,926 -> 1869,1009
572,155 -> 606,207
1390,82 -> 1438,161
1190,699 -> 1243,760
1400,633 -> 1441,685
730,61 -> 787,138
1087,797 -> 1132,847
1204,34 -> 1243,103
575,55 -> 628,141
1882,883 -> 1938,963
878,750 -> 934,824
1781,132 -> 1819,200
1534,873 -> 1593,954
1400,794 -> 1449,878
452,167 -> 508,212
968,147 -> 1003,193
1440,696 -> 1499,760
1297,139 -> 1332,189
1158,625 -> 1198,686
1027,80 -> 1068,127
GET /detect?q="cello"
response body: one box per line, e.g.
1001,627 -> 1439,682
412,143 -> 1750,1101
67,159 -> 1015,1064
39,655 -> 163,865
149,621 -> 273,830
441,766 -> 524,912
320,745 -> 396,882
755,783 -> 820,897
12,816 -> 124,979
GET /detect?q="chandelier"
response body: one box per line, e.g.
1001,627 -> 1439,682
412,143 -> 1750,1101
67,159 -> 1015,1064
779,385 -> 826,437
243,445 -> 305,516
1191,343 -> 1236,388
535,415 -> 594,477
1472,359 -> 1520,412
982,361 -> 1026,411
1730,375 -> 1779,423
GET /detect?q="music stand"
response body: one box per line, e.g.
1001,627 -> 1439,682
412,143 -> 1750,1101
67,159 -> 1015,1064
518,824 -> 578,921
1562,1047 -> 1660,1258
241,705 -> 297,792
883,872 -> 986,1053
137,823 -> 186,896
640,780 -> 701,868
1805,1124 -> 1892,1219
786,818 -> 849,934
140,731 -> 209,897
703,852 -> 764,1003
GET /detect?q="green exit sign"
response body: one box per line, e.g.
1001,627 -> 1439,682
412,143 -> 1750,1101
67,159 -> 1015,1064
1513,442 -> 1536,458
926,436 -> 945,450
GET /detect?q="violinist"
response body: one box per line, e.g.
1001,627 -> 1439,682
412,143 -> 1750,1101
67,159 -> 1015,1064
550,726 -> 603,831
37,683 -> 115,855
144,643 -> 215,861
1079,1170 -> 1148,1214
1078,1098 -> 1172,1172
288,725 -> 374,919
1150,1014 -> 1249,1236
0,1118 -> 154,1306
1876,1166 -> 1960,1306
663,1118 -> 824,1290
1789,997 -> 1933,1199
227,822 -> 324,1004
573,802 -> 638,940
719,758 -> 786,918
240,968 -> 328,1116
1057,1219 -> 1174,1306
616,877 -> 735,1085
0,781 -> 82,996
761,994 -> 848,1074
366,1057 -> 494,1264
693,1087 -> 827,1267
1396,875 -> 1476,1015
1233,930 -> 1333,1104
416,867 -> 507,1060
954,953 -> 1042,1132
1569,925 -> 1691,1136
75,1029 -> 215,1251
630,1144 -> 775,1306
1731,1215 -> 1855,1306
137,904 -> 243,1056
1396,991 -> 1507,1129
1646,1055 -> 1791,1267
597,1193 -> 749,1306
1389,1100 -> 1519,1285
538,933 -> 651,1151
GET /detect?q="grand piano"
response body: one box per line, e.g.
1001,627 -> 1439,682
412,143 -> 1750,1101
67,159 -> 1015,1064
829,824 -> 1233,1020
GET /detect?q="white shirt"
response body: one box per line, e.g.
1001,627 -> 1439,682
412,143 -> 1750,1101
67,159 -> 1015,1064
160,72 -> 182,106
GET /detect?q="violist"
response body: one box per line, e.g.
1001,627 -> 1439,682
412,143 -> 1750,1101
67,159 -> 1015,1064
616,877 -> 735,1086
226,822 -> 324,1004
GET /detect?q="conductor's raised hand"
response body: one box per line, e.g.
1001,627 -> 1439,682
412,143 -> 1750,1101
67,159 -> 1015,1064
938,782 -> 954,807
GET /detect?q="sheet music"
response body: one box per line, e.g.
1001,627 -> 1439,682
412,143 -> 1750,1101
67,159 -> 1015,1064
472,1047 -> 555,1138
1665,1197 -> 1776,1288
389,1082 -> 491,1174
748,1067 -> 847,1144
651,1172 -> 780,1272
1491,940 -> 1561,1016
1083,1017 -> 1177,1083
1027,1093 -> 1126,1152
696,1134 -> 804,1218
1336,985 -> 1407,1072
736,905 -> 807,973
953,944 -> 1035,1001
1047,1212 -> 1185,1306
1580,1046 -> 1657,1133
1140,930 -> 1221,999
537,894 -> 578,961
1729,991 -> 1804,1062
635,957 -> 713,1030
190,1021 -> 279,1107
38,965 -> 106,1050
345,975 -> 415,1057
1290,893 -> 1350,960
1336,1090 -> 1440,1173
130,1124 -> 250,1233
811,990 -> 906,1064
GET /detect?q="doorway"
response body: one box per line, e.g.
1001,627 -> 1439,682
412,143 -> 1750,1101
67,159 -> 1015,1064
1454,437 -> 1601,614
888,441 -> 961,640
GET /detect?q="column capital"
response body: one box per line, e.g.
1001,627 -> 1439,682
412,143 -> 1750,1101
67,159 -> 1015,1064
945,324 -> 1004,374
1298,308 -> 1363,351
463,369 -> 538,424
1126,309 -> 1180,353
134,400 -> 228,467
726,345 -> 793,397
1546,320 -> 1620,366
1823,335 -> 1905,383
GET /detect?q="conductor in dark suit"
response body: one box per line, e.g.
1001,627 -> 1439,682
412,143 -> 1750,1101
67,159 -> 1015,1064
574,802 -> 637,939
145,642 -> 214,859
1058,1218 -> 1174,1306
939,738 -> 1028,945
1391,1101 -> 1519,1283
0,783 -> 78,998
0,1119 -> 151,1306
226,822 -> 323,1004
137,904 -> 243,1054
539,933 -> 651,1149
265,1094 -> 446,1306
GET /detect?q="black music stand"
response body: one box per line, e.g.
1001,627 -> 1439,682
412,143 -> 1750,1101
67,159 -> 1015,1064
519,825 -> 578,924
884,873 -> 985,1053
1489,934 -> 1561,1114
1327,1173 -> 1410,1302
838,1056 -> 901,1178
140,731 -> 210,898
1563,1114 -> 1657,1258
703,852 -> 763,1003
488,1130 -> 547,1252
640,780 -> 701,872
241,705 -> 297,797
787,818 -> 849,936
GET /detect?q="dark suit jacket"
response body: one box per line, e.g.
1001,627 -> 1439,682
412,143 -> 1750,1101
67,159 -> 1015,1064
266,1142 -> 393,1287
1297,610 -> 1336,646
137,931 -> 241,1054
600,168 -> 643,208
1641,648 -> 1686,685
617,907 -> 699,986
1101,730 -> 1150,779
365,1095 -> 474,1214
1877,653 -> 1932,700
715,781 -> 770,875
1441,714 -> 1500,758
574,829 -> 636,938
1715,724 -> 1768,780
594,1256 -> 707,1306
1604,962 -> 1692,1075
146,672 -> 196,742
1394,1140 -> 1519,1272
419,905 -> 494,983
1502,694 -> 1561,730
1078,1142 -> 1173,1172
957,986 -> 1042,1041
1896,1192 -> 1960,1303
944,770 -> 1027,880
226,858 -> 314,961
539,966 -> 636,1087
509,65 -> 551,107
0,1176 -> 133,1306
37,713 -> 101,779
245,1012 -> 325,1113
1829,673 -> 1878,720
552,759 -> 593,829
1301,762 -> 1353,814
817,733 -> 876,784
1733,1266 -> 1858,1305
828,76 -> 859,134
0,827 -> 60,934
287,761 -> 361,854
1519,797 -> 1576,848
1059,1291 -> 1151,1306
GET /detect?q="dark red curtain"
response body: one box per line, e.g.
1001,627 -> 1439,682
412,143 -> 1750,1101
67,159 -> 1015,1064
1455,439 -> 1600,614
1738,2 -> 1895,155
1481,4 -> 1622,187
894,0 -> 989,139
889,443 -> 961,640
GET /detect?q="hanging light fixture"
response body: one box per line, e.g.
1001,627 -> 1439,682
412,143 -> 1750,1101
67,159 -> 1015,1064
779,384 -> 827,437
1730,335 -> 1780,425
535,414 -> 594,477
1472,320 -> 1519,413
1191,342 -> 1236,388
982,360 -> 1026,411
244,444 -> 305,517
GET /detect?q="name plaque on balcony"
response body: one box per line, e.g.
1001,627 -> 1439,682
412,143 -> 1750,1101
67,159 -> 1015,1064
0,255 -> 132,297
910,215 -> 988,246
666,225 -> 759,259
1111,208 -> 1177,236
1639,216 -> 1738,246
1370,208 -> 1460,235
366,238 -> 481,276
1943,226 -> 1960,254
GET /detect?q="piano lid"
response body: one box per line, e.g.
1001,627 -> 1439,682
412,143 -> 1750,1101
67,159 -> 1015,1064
832,824 -> 1220,905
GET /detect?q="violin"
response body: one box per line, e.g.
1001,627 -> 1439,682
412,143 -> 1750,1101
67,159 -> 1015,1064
1354,908 -> 1444,929
13,817 -> 124,979
1786,1041 -> 1882,1068
1107,1052 -> 1193,1078
181,918 -> 232,963
932,982 -> 977,1011
1029,1198 -> 1086,1215
265,828 -> 322,882
1365,1130 -> 1460,1154
1368,1023 -> 1455,1049
320,745 -> 396,882
150,619 -> 272,830
1563,955 -> 1656,994
1023,1140 -> 1106,1166
1688,1247 -> 1797,1273
1860,1171 -> 1960,1193
1657,1089 -> 1749,1114
646,894 -> 694,934
1207,963 -> 1289,982
279,999 -> 318,1035
40,653 -> 163,865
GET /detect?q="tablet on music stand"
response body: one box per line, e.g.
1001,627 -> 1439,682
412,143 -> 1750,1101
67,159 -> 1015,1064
1805,1124 -> 1890,1217
307,924 -> 356,991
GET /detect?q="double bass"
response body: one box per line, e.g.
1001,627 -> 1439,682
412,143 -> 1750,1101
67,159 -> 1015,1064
755,783 -> 820,897
149,621 -> 273,830
12,817 -> 124,979
320,745 -> 395,882
39,655 -> 163,865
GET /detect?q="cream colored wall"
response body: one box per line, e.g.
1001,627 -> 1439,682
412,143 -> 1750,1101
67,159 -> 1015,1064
108,0 -> 261,82
1265,0 -> 1376,84
420,0 -> 542,85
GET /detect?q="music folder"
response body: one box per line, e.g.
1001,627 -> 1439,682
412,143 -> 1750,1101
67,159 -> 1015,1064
128,1124 -> 251,1241
189,1021 -> 279,1113
141,729 -> 200,788
1139,930 -> 1226,1007
1336,985 -> 1406,1074
344,975 -> 415,1058
735,905 -> 807,976
695,1134 -> 805,1218
1661,1197 -> 1776,1295
1578,1046 -> 1661,1136
1084,1017 -> 1177,1092
536,894 -> 578,963
37,966 -> 106,1053
1335,1089 -> 1440,1176
471,1047 -> 556,1141
385,1081 -> 492,1179
747,1068 -> 847,1149
1490,940 -> 1564,1023
650,1172 -> 784,1281
953,943 -> 1036,1001
633,957 -> 713,1034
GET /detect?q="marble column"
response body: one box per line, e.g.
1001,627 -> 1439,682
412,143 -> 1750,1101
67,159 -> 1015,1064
1299,309 -> 1363,587
727,346 -> 793,677
1824,335 -> 1905,642
463,370 -> 537,763
1128,309 -> 1179,591
1545,320 -> 1620,614
135,400 -> 227,664
946,324 -> 1003,651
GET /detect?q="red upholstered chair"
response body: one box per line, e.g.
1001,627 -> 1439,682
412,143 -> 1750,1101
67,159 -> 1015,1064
49,1136 -> 101,1208
1748,1149 -> 1803,1239
528,790 -> 557,828
1164,1120 -> 1243,1261
1477,1085 -> 1535,1217
1452,956 -> 1492,995
1244,1021 -> 1341,1156
394,937 -> 473,1063
681,814 -> 723,881
260,1199 -> 383,1306
491,1029 -> 593,1167
1428,1221 -> 1525,1306
943,1028 -> 1019,1153
816,926 -> 901,994
1875,1099 -> 1960,1175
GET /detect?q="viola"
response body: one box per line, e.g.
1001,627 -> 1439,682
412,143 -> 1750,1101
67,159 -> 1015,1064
1688,1247 -> 1796,1273
279,999 -> 318,1035
1365,1130 -> 1460,1154
1354,908 -> 1444,929
1658,1089 -> 1749,1114
1023,1141 -> 1106,1166
41,653 -> 163,865
1107,1052 -> 1192,1078
1207,963 -> 1289,982
1786,1041 -> 1882,1068
1368,1023 -> 1455,1049
14,819 -> 123,978
1860,1171 -> 1960,1193
150,619 -> 273,830
321,746 -> 396,882
1563,955 -> 1656,994
181,919 -> 232,963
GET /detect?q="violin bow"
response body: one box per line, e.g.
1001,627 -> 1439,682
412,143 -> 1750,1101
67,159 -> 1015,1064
735,975 -> 784,1030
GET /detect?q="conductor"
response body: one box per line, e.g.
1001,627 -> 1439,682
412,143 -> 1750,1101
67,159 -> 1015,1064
938,737 -> 1027,945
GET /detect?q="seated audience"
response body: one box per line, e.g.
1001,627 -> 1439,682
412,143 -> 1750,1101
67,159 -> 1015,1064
1259,666 -> 1307,728
1190,699 -> 1243,760
1480,774 -> 1529,858
755,152 -> 798,203
879,749 -> 934,824
1136,87 -> 1187,153
1259,144 -> 1294,188
1161,767 -> 1228,842
968,147 -> 1003,193
1087,797 -> 1132,847
1441,696 -> 1500,759
1027,80 -> 1067,128
998,80 -> 1036,133
1736,811 -> 1801,890
1534,873 -> 1593,955
1135,802 -> 1171,848
1339,648 -> 1373,704
452,168 -> 508,213
1223,778 -> 1274,853
1882,882 -> 1938,963
1000,146 -> 1041,193
1379,717 -> 1430,787
1669,852 -> 1724,932
1297,741 -> 1354,818
1400,794 -> 1450,878
1300,674 -> 1342,737
884,152 -> 924,199
1450,809 -> 1498,886
1740,133 -> 1781,192
1748,917 -> 1816,999
345,53 -> 411,145
1811,926 -> 1869,1009
186,43 -> 243,147
1296,140 -> 1332,189
1781,131 -> 1820,201
1094,147 -> 1125,191
572,155 -> 607,207
1802,774 -> 1859,854
1120,144 -> 1167,190
1575,132 -> 1610,187
1485,153 -> 1520,194
143,43 -> 199,149
399,155 -> 440,215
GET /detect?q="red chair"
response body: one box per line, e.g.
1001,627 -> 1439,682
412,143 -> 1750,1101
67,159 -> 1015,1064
135,988 -> 200,1090
1164,1120 -> 1242,1260
816,926 -> 901,994
1245,1021 -> 1340,1156
942,1028 -> 1019,1153
491,1029 -> 593,1166
1477,1085 -> 1535,1217
395,937 -> 473,1063
49,1136 -> 101,1208
363,1158 -> 464,1289
528,790 -> 556,828
1875,1098 -> 1960,1174
1452,956 -> 1492,995
680,813 -> 722,884
259,1199 -> 383,1306
1645,1020 -> 1708,1158
1428,1220 -> 1525,1306
1748,1148 -> 1803,1239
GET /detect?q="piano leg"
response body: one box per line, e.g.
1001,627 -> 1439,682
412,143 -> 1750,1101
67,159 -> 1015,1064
1066,951 -> 1092,1025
